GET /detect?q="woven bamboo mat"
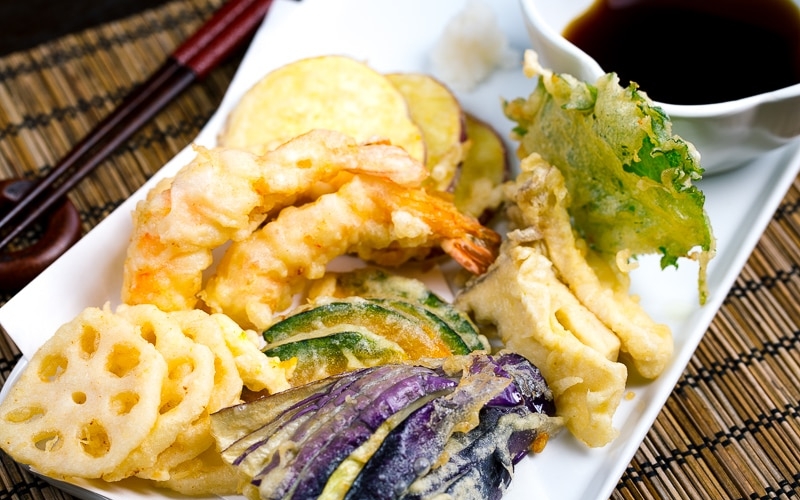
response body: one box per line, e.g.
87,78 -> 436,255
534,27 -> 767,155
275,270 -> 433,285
1,1 -> 799,499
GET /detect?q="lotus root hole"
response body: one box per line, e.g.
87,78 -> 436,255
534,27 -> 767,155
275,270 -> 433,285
79,325 -> 100,358
72,392 -> 87,405
33,430 -> 63,452
157,358 -> 195,414
4,405 -> 46,424
78,419 -> 111,458
105,344 -> 142,377
110,391 -> 140,415
169,357 -> 196,382
213,358 -> 224,384
38,354 -> 68,382
159,391 -> 185,415
139,322 -> 157,345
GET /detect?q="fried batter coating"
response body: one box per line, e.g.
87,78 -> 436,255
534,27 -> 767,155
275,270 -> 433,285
202,175 -> 501,330
122,130 -> 427,312
455,240 -> 627,447
455,154 -> 677,446
508,154 -> 672,379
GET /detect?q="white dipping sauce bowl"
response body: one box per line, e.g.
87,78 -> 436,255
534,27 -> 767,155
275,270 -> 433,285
519,0 -> 800,174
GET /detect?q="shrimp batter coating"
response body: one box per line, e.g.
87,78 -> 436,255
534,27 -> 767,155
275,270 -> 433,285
201,175 -> 501,330
122,130 -> 427,311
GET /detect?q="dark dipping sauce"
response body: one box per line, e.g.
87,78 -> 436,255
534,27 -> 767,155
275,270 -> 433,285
562,0 -> 800,105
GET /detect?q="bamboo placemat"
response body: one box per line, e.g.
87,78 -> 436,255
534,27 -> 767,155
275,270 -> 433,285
1,1 -> 799,499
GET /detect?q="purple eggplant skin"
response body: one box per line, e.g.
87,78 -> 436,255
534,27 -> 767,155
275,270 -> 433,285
247,367 -> 389,485
344,399 -> 452,500
343,361 -> 513,500
406,407 -> 510,500
255,365 -> 458,499
487,351 -> 555,417
283,372 -> 458,499
344,353 -> 556,500
402,406 -> 544,500
229,391 -> 324,469
212,374 -> 343,451
213,351 -> 558,500
223,369 -> 370,478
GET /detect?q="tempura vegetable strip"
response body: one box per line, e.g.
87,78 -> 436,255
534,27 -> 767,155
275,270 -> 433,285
456,243 -> 628,447
508,154 -> 672,378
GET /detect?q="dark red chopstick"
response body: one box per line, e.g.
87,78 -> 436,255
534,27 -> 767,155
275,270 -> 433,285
0,0 -> 276,251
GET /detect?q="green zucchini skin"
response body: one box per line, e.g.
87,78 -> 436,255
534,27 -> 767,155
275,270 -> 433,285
263,299 -> 453,359
263,300 -> 401,344
368,297 -> 471,355
263,329 -> 408,385
416,292 -> 489,352
329,268 -> 490,352
260,270 -> 490,385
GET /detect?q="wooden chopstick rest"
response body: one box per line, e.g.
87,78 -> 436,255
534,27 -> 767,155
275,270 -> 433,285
0,179 -> 82,292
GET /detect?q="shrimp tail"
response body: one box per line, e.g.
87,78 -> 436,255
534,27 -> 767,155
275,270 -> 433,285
442,231 -> 501,275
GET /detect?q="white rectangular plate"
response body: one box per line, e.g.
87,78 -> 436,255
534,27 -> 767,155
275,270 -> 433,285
2,0 -> 800,498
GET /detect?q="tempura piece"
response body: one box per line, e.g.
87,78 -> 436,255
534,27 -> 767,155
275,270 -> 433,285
504,50 -> 714,302
508,154 -> 672,379
385,72 -> 466,191
202,174 -> 501,330
122,130 -> 427,312
211,313 -> 295,394
153,443 -> 243,496
0,307 -> 168,478
219,55 -> 425,162
104,304 -> 216,482
455,240 -> 627,448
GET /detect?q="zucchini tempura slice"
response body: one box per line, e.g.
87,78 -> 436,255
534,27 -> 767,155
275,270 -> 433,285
0,307 -> 167,478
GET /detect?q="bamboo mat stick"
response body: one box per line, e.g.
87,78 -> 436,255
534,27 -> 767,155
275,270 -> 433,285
616,179 -> 800,499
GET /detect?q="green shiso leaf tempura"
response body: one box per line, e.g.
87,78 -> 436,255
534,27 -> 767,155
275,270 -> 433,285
504,51 -> 715,303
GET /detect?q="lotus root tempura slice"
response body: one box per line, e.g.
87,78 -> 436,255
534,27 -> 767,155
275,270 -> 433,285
0,306 -> 167,478
169,309 -> 244,412
104,304 -> 216,482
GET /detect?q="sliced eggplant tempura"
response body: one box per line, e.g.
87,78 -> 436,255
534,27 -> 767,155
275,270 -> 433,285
210,352 -> 560,500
